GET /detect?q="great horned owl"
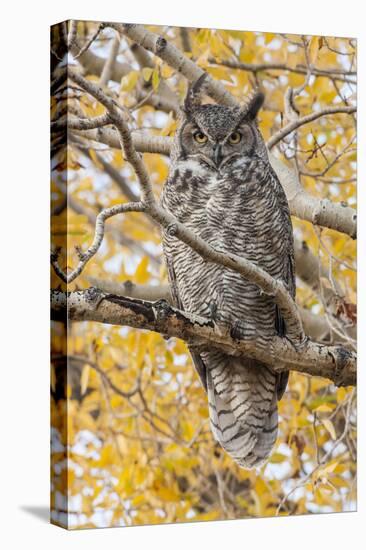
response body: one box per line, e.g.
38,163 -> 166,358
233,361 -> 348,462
161,76 -> 295,469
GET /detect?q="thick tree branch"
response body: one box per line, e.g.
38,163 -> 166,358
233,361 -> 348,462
270,155 -> 357,239
294,237 -> 344,302
111,23 -> 237,107
51,289 -> 356,387
72,127 -> 172,155
86,277 -> 354,346
87,277 -> 172,302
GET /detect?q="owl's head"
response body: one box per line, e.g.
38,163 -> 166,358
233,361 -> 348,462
173,74 -> 267,170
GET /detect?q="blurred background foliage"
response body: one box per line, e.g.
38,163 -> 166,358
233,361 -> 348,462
51,22 -> 356,528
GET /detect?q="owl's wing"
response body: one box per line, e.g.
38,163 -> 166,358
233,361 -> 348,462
269,167 -> 297,399
165,253 -> 208,391
166,254 -> 183,310
274,253 -> 294,399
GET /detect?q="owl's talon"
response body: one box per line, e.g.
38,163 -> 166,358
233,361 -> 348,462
85,286 -> 106,309
284,334 -> 308,352
153,299 -> 171,320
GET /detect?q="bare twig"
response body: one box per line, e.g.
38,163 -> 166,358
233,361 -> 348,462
276,388 -> 356,514
51,202 -> 145,283
73,23 -> 105,59
268,106 -> 356,150
209,58 -> 357,85
52,113 -> 111,132
99,34 -> 121,87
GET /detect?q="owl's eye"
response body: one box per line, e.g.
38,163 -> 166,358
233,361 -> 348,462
228,131 -> 242,144
193,130 -> 208,144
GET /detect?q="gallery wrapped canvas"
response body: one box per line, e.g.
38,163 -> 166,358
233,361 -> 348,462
50,20 -> 357,529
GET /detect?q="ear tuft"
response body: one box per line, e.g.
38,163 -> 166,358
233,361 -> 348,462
184,73 -> 208,112
244,91 -> 265,120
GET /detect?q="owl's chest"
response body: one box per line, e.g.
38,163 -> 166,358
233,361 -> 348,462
164,174 -> 283,324
177,175 -> 266,254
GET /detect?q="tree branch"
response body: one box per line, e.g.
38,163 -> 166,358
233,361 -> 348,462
51,202 -> 145,283
99,34 -> 121,88
51,289 -> 356,387
72,127 -> 172,155
209,58 -> 356,85
111,23 -> 237,107
270,155 -> 357,239
267,106 -> 356,150
86,277 -> 172,302
67,196 -> 159,267
52,113 -> 112,132
86,277 -> 354,346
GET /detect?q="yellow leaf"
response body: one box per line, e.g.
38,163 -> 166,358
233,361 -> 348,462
156,485 -> 179,502
288,72 -> 306,88
152,69 -> 160,91
322,418 -> 337,440
206,66 -> 232,82
161,112 -> 177,136
112,150 -> 124,169
121,71 -> 139,92
134,256 -> 150,284
88,148 -> 103,170
264,33 -> 276,45
269,452 -> 287,464
180,419 -> 195,441
80,364 -> 90,396
51,363 -> 56,393
161,65 -> 174,79
308,36 -> 319,65
336,387 -> 347,403
314,404 -> 334,413
317,461 -> 339,479
142,67 -> 153,81
136,332 -> 148,368
131,494 -> 145,506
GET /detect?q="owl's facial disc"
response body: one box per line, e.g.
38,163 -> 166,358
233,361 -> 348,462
179,108 -> 257,170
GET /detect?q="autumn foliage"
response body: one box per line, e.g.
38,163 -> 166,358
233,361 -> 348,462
51,22 -> 356,528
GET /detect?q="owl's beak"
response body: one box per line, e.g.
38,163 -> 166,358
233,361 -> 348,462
213,143 -> 223,167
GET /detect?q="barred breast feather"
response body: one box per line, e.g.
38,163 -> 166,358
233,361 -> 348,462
161,155 -> 295,469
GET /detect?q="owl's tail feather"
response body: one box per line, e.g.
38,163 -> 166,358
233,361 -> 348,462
205,351 -> 280,469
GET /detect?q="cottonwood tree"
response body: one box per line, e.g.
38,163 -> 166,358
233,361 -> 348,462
51,21 -> 357,528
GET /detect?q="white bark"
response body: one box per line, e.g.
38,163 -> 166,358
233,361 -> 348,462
51,289 -> 356,387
